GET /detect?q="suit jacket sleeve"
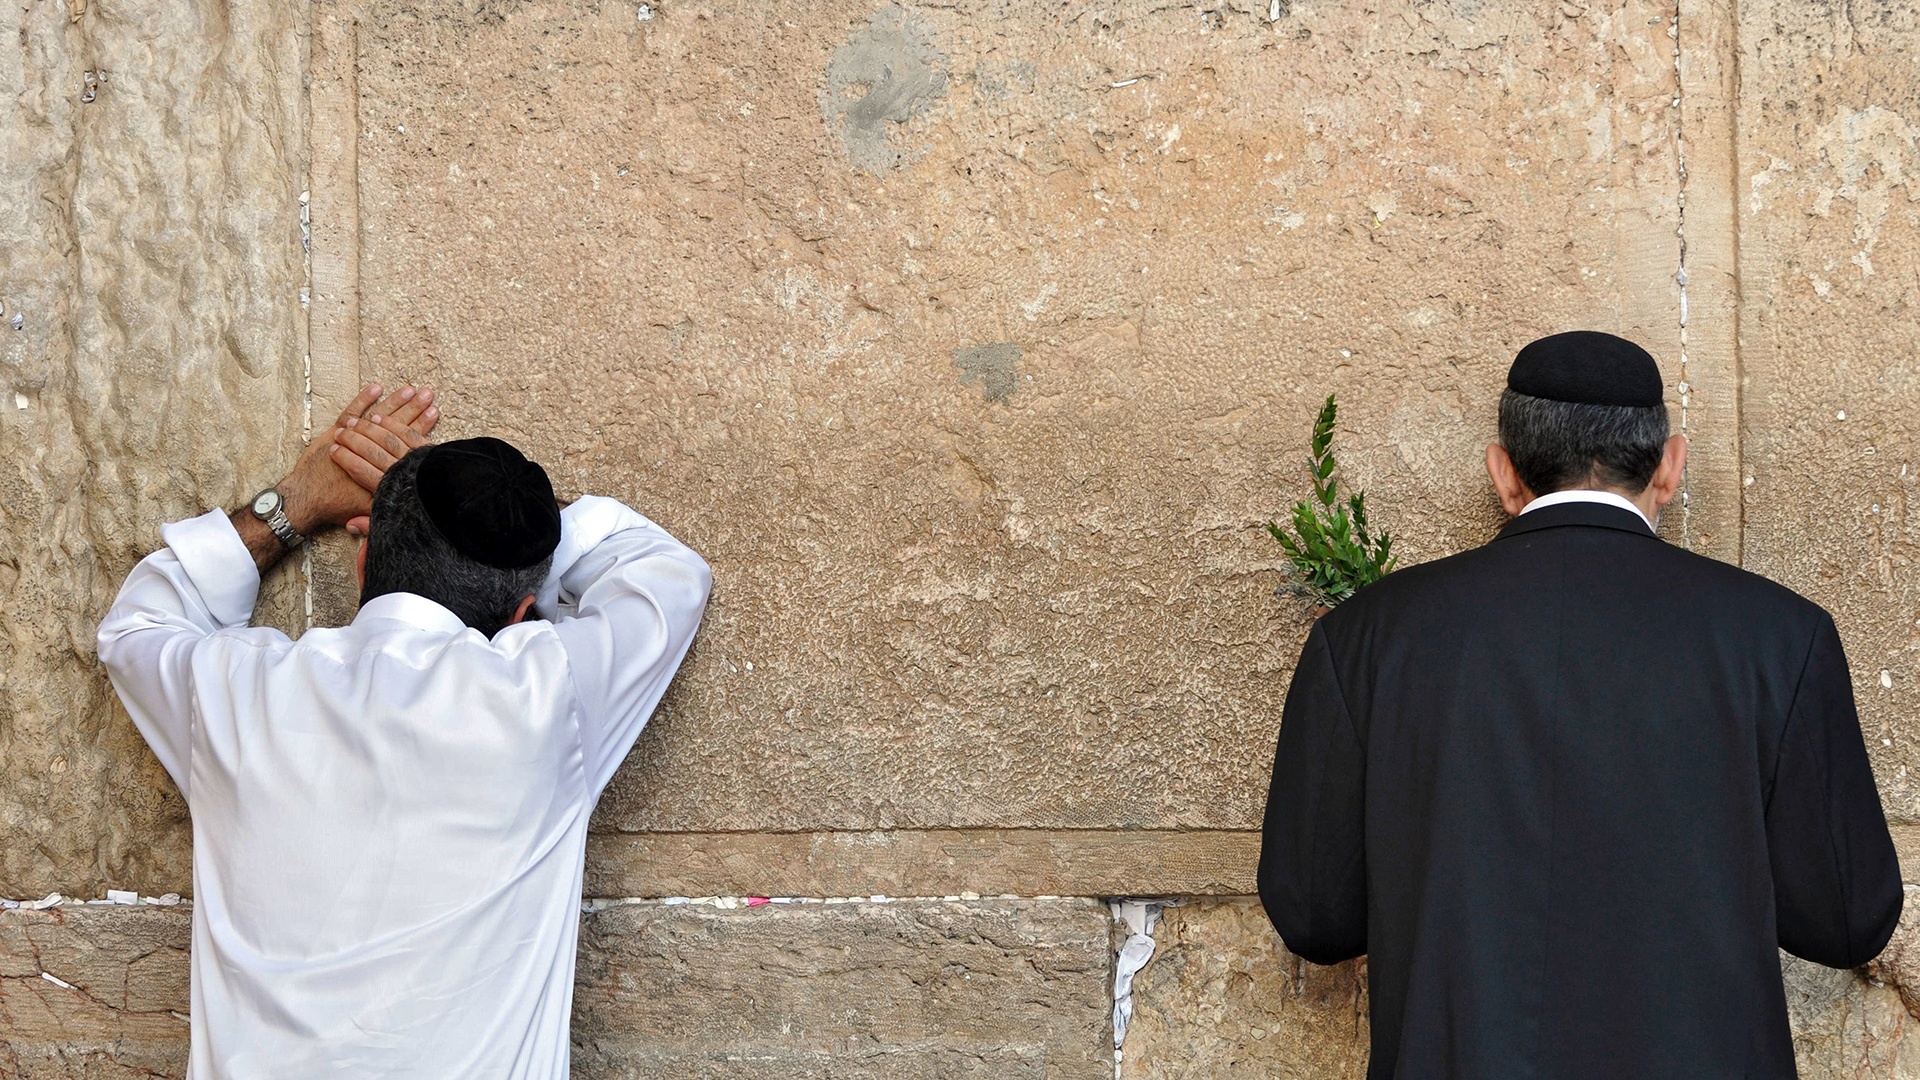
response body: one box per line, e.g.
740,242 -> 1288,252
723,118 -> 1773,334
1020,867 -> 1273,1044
1258,622 -> 1368,965
1768,612 -> 1903,968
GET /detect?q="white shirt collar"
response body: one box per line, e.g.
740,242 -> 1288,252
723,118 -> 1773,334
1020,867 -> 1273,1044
1520,488 -> 1655,530
352,591 -> 471,635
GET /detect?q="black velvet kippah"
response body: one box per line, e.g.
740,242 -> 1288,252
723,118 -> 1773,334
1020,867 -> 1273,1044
415,437 -> 561,570
1508,331 -> 1665,408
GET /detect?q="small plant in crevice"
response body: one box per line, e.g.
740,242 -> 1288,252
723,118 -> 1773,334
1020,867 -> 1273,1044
1267,394 -> 1396,611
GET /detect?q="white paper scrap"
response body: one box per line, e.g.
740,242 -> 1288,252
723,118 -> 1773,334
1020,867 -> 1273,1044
29,893 -> 62,910
106,889 -> 138,905
41,972 -> 74,990
1111,900 -> 1164,1050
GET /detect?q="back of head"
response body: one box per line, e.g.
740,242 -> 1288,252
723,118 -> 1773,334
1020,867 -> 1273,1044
1499,331 -> 1670,496
361,437 -> 561,638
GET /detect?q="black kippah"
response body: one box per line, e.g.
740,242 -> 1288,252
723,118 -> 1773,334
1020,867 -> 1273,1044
415,437 -> 561,570
1508,331 -> 1665,408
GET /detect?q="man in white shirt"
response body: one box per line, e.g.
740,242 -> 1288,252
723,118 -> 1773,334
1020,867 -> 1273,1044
97,384 -> 712,1078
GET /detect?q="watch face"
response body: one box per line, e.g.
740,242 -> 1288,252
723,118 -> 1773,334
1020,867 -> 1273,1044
252,490 -> 281,516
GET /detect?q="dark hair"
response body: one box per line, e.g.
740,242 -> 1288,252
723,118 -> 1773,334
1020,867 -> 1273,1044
1497,389 -> 1670,496
361,449 -> 551,638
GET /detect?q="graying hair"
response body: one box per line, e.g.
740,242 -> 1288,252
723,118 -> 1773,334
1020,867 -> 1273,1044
360,449 -> 551,638
1497,390 -> 1670,496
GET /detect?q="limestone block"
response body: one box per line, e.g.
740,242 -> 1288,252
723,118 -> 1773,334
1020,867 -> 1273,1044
0,0 -> 308,897
340,0 -> 1706,842
1121,899 -> 1920,1079
1734,0 -> 1920,820
584,828 -> 1261,898
0,906 -> 191,1077
1121,899 -> 1368,1079
571,898 -> 1113,1078
1785,954 -> 1920,1079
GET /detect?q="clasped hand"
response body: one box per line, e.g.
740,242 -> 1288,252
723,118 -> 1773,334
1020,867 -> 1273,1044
278,383 -> 441,538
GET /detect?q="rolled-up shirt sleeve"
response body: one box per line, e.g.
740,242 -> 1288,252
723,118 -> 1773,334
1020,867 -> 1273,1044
96,509 -> 261,801
540,496 -> 712,797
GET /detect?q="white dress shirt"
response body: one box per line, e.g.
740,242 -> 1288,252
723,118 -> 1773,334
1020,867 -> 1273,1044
97,496 -> 711,1079
1519,487 -> 1655,530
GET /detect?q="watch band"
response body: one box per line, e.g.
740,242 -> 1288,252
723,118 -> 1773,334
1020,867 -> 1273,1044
251,489 -> 307,550
262,506 -> 305,549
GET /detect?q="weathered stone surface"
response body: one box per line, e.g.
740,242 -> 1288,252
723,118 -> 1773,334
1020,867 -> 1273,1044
1123,899 -> 1920,1079
1122,899 -> 1368,1079
0,906 -> 190,1077
585,828 -> 1261,898
571,898 -> 1112,1078
1784,954 -> 1920,1079
341,0 -> 1703,843
0,0 -> 308,897
1735,0 -> 1920,822
5,899 -> 1111,1078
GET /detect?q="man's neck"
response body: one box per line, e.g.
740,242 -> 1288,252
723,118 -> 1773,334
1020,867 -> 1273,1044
1521,487 -> 1658,530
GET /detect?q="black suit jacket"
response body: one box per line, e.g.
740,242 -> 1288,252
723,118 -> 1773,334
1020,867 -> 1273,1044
1258,501 -> 1902,1079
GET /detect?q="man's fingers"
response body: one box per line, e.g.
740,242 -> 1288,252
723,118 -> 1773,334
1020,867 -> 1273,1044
415,404 -> 440,438
331,384 -> 383,430
337,425 -> 402,470
345,515 -> 371,537
370,384 -> 417,420
369,411 -> 432,450
348,414 -> 418,461
329,442 -> 386,490
386,387 -> 434,428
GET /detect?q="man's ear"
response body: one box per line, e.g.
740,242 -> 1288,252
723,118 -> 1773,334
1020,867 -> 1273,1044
1644,434 -> 1689,510
1486,443 -> 1534,517
509,594 -> 536,626
356,538 -> 368,589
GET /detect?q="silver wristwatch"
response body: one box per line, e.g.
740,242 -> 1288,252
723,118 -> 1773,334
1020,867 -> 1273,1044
249,488 -> 306,549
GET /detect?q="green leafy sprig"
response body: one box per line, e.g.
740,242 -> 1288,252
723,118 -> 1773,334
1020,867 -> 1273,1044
1266,394 -> 1397,610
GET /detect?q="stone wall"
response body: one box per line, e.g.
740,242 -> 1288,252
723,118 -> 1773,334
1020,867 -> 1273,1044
2,0 -> 1919,1074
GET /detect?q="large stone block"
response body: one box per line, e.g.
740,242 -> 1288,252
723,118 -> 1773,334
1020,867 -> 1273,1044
0,905 -> 191,1077
1121,899 -> 1920,1079
0,0 -> 308,897
1121,899 -> 1368,1079
333,0 -> 1708,847
572,898 -> 1113,1079
1734,0 -> 1920,821
5,898 -> 1112,1079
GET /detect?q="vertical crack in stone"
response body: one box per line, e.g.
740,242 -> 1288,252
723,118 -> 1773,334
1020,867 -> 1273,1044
1671,0 -> 1694,549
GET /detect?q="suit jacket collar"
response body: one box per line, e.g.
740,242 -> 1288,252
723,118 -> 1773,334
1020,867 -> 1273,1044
1494,500 -> 1659,543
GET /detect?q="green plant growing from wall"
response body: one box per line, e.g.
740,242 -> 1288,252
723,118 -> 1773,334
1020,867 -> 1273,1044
1267,394 -> 1397,610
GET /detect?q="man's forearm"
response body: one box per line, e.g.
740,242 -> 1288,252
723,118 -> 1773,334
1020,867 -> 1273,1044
229,474 -> 329,575
230,509 -> 294,575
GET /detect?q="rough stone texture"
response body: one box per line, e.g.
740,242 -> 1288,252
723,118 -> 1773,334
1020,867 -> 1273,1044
0,906 -> 190,1077
1735,0 -> 1920,821
585,828 -> 1262,898
1123,899 -> 1920,1079
1122,899 -> 1368,1079
344,0 -> 1700,841
4,899 -> 1112,1078
1785,955 -> 1920,1079
573,898 -> 1113,1078
0,0 -> 308,897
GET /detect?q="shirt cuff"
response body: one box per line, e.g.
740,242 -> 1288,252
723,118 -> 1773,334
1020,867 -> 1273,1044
537,495 -> 653,613
159,509 -> 261,627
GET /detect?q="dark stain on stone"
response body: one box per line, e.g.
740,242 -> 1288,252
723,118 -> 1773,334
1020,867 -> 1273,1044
820,5 -> 949,175
954,343 -> 1021,403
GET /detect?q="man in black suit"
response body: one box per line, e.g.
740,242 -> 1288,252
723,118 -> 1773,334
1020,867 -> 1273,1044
1258,331 -> 1903,1078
